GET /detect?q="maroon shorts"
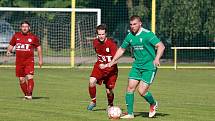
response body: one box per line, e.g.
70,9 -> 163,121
90,64 -> 118,89
16,59 -> 34,77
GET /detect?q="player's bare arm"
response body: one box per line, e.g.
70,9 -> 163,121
6,45 -> 14,56
100,47 -> 126,69
37,46 -> 43,68
109,47 -> 126,66
153,42 -> 165,66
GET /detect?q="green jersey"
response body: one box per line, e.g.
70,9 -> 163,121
121,28 -> 160,70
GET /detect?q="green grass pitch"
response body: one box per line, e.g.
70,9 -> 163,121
0,68 -> 215,121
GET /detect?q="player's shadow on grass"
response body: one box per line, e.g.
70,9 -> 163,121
93,108 -> 107,111
17,96 -> 50,100
32,97 -> 50,100
134,112 -> 169,118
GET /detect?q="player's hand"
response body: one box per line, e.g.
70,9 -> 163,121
99,63 -> 107,69
6,51 -> 12,56
153,59 -> 160,67
38,60 -> 43,68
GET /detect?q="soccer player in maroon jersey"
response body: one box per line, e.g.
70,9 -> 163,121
87,24 -> 118,110
6,21 -> 43,100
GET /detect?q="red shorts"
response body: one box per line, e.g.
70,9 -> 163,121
16,59 -> 34,77
90,64 -> 118,89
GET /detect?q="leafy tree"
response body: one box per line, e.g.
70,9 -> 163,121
76,0 -> 90,8
87,0 -> 128,34
202,0 -> 215,43
43,0 -> 70,8
0,0 -> 12,7
127,0 -> 151,29
157,0 -> 214,47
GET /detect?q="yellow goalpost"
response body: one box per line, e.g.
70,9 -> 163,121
151,0 -> 156,33
71,0 -> 76,68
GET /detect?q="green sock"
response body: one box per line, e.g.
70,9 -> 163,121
125,92 -> 134,115
143,91 -> 156,105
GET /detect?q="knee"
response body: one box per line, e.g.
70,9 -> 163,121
19,77 -> 26,84
89,77 -> 97,87
138,82 -> 149,96
127,85 -> 135,92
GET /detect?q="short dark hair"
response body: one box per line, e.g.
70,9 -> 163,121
20,20 -> 30,26
96,24 -> 107,34
130,15 -> 142,22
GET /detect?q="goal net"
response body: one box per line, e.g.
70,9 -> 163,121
0,7 -> 101,67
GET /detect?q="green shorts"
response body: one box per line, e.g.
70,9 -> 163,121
128,67 -> 157,85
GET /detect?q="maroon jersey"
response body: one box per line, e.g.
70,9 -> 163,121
93,38 -> 117,64
91,38 -> 118,88
93,38 -> 118,73
9,32 -> 40,61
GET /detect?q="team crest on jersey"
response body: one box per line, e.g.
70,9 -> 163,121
106,48 -> 110,52
28,38 -> 32,42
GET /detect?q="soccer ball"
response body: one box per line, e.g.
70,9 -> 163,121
107,106 -> 122,119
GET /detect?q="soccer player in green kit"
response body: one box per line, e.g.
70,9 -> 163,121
100,15 -> 165,118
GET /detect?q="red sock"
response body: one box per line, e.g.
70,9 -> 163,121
107,92 -> 114,106
27,79 -> 34,96
89,86 -> 96,103
20,82 -> 28,96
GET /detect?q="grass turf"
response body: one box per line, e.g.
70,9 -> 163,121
0,68 -> 215,121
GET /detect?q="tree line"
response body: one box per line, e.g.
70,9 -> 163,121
0,0 -> 214,48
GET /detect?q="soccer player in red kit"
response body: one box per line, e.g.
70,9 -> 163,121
87,24 -> 118,110
7,21 -> 43,100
